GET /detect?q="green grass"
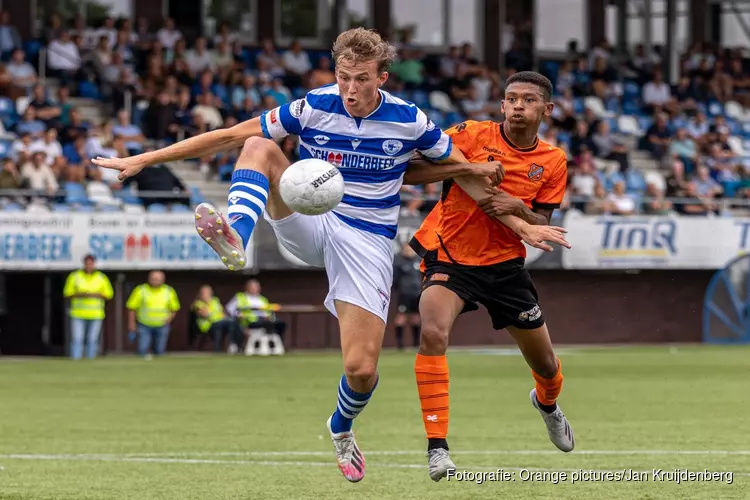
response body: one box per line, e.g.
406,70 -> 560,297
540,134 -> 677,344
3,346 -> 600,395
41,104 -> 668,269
0,346 -> 749,499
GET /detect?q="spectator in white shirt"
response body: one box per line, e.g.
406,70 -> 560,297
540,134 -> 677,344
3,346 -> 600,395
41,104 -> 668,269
642,70 -> 671,113
157,18 -> 182,50
185,37 -> 215,76
21,150 -> 59,194
6,49 -> 36,92
192,93 -> 223,130
605,180 -> 637,215
34,128 -> 63,166
11,132 -> 34,164
95,17 -> 117,48
70,15 -> 98,50
47,32 -> 82,83
282,40 -> 311,88
256,38 -> 285,79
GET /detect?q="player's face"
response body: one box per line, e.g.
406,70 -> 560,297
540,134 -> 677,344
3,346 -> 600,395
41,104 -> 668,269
501,83 -> 553,130
336,59 -> 387,117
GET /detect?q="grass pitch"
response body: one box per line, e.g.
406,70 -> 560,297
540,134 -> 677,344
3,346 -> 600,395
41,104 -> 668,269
0,345 -> 749,499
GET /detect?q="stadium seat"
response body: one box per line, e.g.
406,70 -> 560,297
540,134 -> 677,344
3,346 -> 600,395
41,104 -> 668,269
23,40 -> 41,60
411,90 -> 429,108
114,189 -> 141,205
75,205 -> 96,213
190,187 -> 205,205
25,203 -> 50,214
727,136 -> 748,156
170,204 -> 190,213
584,96 -> 613,118
0,139 -> 11,158
147,203 -> 168,213
99,204 -> 121,212
426,109 -> 445,129
87,181 -> 119,206
64,182 -> 90,205
3,202 -> 24,212
429,91 -> 455,113
644,170 -> 666,191
51,204 -> 71,213
617,115 -> 642,136
219,163 -> 234,182
725,101 -> 745,121
123,203 -> 145,214
707,101 -> 724,117
15,96 -> 31,116
78,81 -> 101,100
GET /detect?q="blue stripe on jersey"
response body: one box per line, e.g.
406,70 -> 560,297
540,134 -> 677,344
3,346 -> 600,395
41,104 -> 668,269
341,192 -> 401,209
306,92 -> 419,123
279,104 -> 302,135
415,127 -> 442,151
337,164 -> 408,184
433,141 -> 453,161
259,111 -> 271,139
333,211 -> 398,240
300,129 -> 419,155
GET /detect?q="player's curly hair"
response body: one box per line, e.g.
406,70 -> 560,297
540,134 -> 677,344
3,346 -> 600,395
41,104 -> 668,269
505,71 -> 554,101
332,28 -> 397,74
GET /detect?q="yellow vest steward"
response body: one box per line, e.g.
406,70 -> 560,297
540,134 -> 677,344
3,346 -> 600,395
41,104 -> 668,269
63,270 -> 114,320
193,297 -> 225,333
235,293 -> 276,324
126,284 -> 181,327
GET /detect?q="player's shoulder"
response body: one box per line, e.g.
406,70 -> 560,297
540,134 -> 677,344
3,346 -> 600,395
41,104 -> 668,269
535,137 -> 568,169
447,119 -> 494,136
377,90 -> 425,124
302,84 -> 342,112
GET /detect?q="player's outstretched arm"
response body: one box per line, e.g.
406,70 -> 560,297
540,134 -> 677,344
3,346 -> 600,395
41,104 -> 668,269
403,157 -> 505,186
91,117 -> 264,180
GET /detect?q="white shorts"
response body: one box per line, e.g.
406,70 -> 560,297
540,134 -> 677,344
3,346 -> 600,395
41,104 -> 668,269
264,211 -> 394,323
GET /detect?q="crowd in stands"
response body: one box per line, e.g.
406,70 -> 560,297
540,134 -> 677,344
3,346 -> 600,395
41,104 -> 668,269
0,10 -> 749,217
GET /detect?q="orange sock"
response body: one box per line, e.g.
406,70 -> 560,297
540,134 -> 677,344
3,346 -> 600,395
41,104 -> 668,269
415,354 -> 450,439
532,357 -> 564,406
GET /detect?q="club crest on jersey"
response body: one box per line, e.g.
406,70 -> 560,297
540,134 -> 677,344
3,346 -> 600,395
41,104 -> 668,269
528,163 -> 544,181
313,134 -> 330,145
290,98 -> 305,118
382,139 -> 403,156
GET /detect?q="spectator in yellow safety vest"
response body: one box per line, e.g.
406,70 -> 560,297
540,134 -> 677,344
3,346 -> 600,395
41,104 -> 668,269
126,271 -> 180,359
62,254 -> 114,360
191,285 -> 242,352
225,279 -> 286,347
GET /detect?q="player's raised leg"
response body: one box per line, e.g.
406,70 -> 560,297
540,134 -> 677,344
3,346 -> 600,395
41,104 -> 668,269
325,301 -> 384,482
507,324 -> 575,452
415,284 -> 465,481
195,137 -> 293,270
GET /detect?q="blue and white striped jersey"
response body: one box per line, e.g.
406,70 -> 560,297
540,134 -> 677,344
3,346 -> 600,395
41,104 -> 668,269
259,84 -> 452,240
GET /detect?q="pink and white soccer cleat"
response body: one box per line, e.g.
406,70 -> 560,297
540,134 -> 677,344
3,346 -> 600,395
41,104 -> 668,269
326,415 -> 366,482
194,202 -> 247,271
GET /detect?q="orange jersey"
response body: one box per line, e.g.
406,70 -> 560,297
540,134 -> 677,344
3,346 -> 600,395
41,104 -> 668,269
412,120 -> 567,267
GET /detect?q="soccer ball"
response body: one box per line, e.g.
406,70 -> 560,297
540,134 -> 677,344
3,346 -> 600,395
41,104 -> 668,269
279,158 -> 345,216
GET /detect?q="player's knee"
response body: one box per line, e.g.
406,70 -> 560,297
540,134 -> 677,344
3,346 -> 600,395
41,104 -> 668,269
419,322 -> 449,355
343,360 -> 378,386
535,354 -> 559,379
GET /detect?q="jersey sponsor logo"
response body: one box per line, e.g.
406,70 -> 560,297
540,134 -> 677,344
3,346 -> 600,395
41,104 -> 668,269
518,304 -> 542,322
382,139 -> 403,156
482,145 -> 505,155
528,163 -> 544,182
290,98 -> 305,118
308,147 -> 397,170
313,134 -> 330,145
270,109 -> 277,124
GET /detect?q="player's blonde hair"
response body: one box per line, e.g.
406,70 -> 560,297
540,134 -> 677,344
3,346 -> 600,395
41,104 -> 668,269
331,28 -> 396,74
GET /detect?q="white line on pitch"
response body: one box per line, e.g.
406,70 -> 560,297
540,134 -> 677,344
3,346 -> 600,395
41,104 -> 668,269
0,454 -> 748,478
116,449 -> 750,457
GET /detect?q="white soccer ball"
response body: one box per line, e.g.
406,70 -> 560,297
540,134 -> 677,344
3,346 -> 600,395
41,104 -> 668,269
279,158 -> 345,216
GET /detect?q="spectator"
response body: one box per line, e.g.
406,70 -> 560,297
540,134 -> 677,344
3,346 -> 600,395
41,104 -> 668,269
6,49 -> 36,93
0,157 -> 20,190
669,128 -> 699,173
604,180 -> 636,215
122,157 -> 189,207
569,120 -> 595,158
47,31 -> 82,87
95,17 -> 117,48
21,149 -> 58,195
112,109 -> 146,154
14,107 -> 47,139
232,74 -> 261,111
309,56 -> 336,88
644,114 -> 672,160
60,108 -> 90,145
185,37 -> 214,76
643,183 -> 672,215
282,39 -> 311,88
192,92 -> 224,130
212,40 -> 235,77
36,127 -> 63,166
10,131 -> 34,163
256,38 -> 284,79
142,90 -> 177,142
157,18 -> 182,50
0,11 -> 21,60
642,70 -> 671,113
28,84 -> 62,126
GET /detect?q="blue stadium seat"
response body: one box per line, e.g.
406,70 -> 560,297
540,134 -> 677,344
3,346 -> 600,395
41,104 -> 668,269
147,203 -> 168,213
426,110 -> 445,129
3,202 -> 23,212
740,123 -> 750,139
445,111 -> 463,127
64,182 -> 90,205
573,98 -> 585,115
707,101 -> 724,117
621,100 -> 640,115
23,40 -> 42,60
605,97 -> 620,114
170,204 -> 190,213
100,204 -> 121,212
637,116 -> 652,132
114,189 -> 141,205
78,81 -> 101,100
76,204 -> 96,213
0,139 -> 12,158
540,60 -> 560,85
622,80 -> 640,98
51,204 -> 71,213
411,90 -> 429,109
190,187 -> 205,206
0,97 -> 14,117
219,163 -> 234,182
606,117 -> 619,133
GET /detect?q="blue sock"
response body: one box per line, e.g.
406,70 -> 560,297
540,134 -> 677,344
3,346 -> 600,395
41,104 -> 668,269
330,374 -> 378,434
227,169 -> 269,249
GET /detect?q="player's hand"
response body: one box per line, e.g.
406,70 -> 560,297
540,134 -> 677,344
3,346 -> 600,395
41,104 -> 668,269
517,224 -> 571,252
91,156 -> 147,181
478,187 -> 523,217
468,161 -> 505,185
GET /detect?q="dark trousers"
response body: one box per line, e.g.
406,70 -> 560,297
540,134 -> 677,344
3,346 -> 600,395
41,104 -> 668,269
209,319 -> 243,351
